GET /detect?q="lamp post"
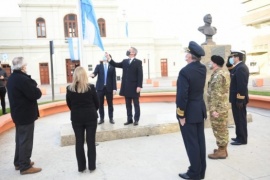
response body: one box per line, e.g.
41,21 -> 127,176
148,53 -> 150,79
146,53 -> 152,84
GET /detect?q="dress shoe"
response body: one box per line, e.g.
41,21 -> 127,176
133,121 -> 139,126
109,119 -> 115,124
231,141 -> 246,145
15,161 -> 34,170
89,167 -> 96,173
20,167 -> 42,175
231,138 -> 238,142
98,119 -> 104,124
124,121 -> 133,125
179,173 -> 192,179
79,169 -> 86,173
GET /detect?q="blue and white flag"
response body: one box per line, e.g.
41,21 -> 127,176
68,38 -> 80,61
80,0 -> 104,51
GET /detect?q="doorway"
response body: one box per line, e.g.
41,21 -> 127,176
39,63 -> 50,84
160,59 -> 168,77
66,59 -> 80,83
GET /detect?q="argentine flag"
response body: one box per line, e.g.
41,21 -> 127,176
80,0 -> 104,51
68,38 -> 80,61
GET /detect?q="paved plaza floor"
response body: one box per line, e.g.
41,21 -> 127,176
0,103 -> 270,180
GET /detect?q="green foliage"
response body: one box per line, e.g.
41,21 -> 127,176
248,91 -> 270,96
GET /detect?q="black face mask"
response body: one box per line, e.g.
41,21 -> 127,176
126,50 -> 130,56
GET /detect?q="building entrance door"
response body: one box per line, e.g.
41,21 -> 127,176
160,59 -> 168,77
66,59 -> 80,83
39,63 -> 50,84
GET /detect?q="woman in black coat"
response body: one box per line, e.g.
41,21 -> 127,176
66,67 -> 99,172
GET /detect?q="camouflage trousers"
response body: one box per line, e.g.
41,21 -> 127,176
210,113 -> 229,147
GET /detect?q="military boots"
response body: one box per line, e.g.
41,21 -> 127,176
208,145 -> 228,159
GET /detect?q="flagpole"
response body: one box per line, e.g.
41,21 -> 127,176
77,0 -> 86,69
123,10 -> 130,47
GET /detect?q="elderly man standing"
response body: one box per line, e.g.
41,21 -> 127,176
7,57 -> 42,175
176,41 -> 207,180
207,55 -> 230,159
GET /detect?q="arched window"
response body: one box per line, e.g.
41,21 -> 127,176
98,18 -> 106,37
36,18 -> 46,38
64,14 -> 78,38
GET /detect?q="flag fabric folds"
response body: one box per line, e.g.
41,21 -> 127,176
80,0 -> 104,51
68,38 -> 80,61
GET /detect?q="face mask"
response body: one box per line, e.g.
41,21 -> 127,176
126,50 -> 130,56
229,57 -> 234,65
102,56 -> 107,61
208,62 -> 213,70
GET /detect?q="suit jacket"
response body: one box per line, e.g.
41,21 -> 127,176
7,70 -> 42,125
92,62 -> 117,92
109,58 -> 143,97
66,84 -> 99,125
0,67 -> 8,87
176,61 -> 207,123
229,61 -> 249,104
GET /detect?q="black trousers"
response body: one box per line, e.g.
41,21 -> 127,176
0,87 -> 6,113
231,103 -> 248,144
97,86 -> 113,120
125,97 -> 140,122
179,121 -> 206,179
72,121 -> 97,171
14,122 -> 34,172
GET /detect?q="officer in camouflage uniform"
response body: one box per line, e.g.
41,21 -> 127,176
207,55 -> 230,159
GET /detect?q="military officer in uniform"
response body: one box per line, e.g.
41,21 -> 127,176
176,41 -> 207,180
227,50 -> 249,145
207,55 -> 230,159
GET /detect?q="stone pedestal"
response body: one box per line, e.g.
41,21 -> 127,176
200,45 -> 253,128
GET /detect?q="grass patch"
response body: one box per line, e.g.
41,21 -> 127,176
248,91 -> 270,96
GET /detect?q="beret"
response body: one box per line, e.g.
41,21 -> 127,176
187,41 -> 205,58
211,55 -> 224,66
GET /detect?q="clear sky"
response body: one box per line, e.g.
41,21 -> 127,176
1,0 -> 248,49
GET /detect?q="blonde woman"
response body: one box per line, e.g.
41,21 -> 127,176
66,67 -> 99,172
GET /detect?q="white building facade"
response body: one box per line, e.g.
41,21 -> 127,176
0,0 -> 185,85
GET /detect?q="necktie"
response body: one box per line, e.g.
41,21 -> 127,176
129,58 -> 132,64
104,63 -> 107,85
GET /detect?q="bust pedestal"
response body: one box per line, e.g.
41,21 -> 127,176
200,45 -> 252,128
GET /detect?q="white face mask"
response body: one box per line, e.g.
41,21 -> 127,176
102,56 -> 107,61
208,62 -> 213,70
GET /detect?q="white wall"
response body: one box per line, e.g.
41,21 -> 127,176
0,0 -> 184,85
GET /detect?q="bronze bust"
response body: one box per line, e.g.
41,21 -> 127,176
198,14 -> 217,45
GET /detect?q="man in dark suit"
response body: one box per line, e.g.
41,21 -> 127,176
176,41 -> 207,180
90,55 -> 117,124
106,47 -> 143,126
227,50 -> 249,145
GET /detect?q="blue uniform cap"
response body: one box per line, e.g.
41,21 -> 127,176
186,41 -> 205,58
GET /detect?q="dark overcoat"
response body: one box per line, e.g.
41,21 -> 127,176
176,61 -> 207,122
109,58 -> 143,97
7,70 -> 42,125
